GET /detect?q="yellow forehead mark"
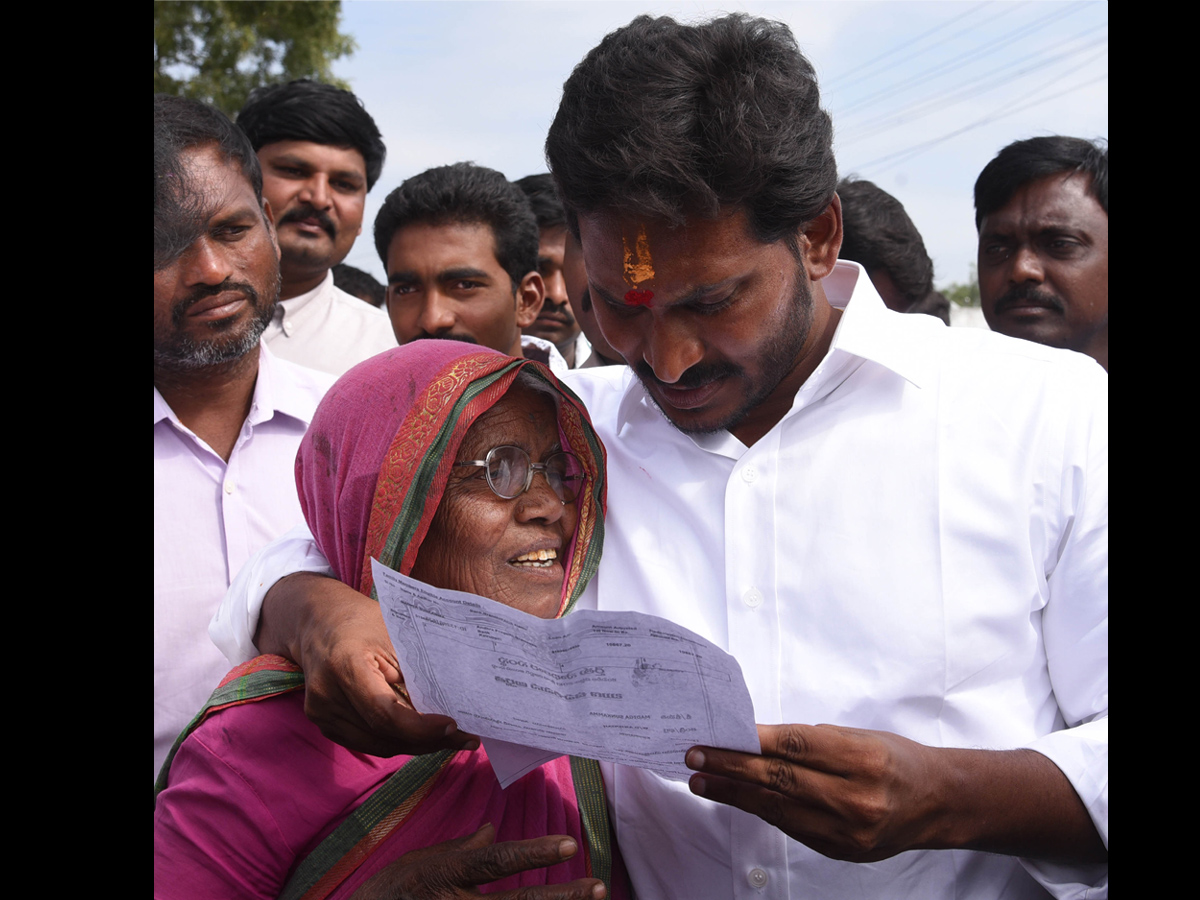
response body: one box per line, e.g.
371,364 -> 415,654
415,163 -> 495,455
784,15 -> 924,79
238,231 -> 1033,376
622,224 -> 655,286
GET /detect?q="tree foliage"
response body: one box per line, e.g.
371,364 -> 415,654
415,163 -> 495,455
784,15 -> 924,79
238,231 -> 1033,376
154,1 -> 356,116
941,263 -> 981,307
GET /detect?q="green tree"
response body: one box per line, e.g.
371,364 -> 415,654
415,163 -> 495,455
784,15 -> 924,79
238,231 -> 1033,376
941,263 -> 981,307
154,1 -> 356,116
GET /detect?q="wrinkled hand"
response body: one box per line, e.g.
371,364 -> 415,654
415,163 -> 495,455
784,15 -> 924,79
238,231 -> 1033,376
259,573 -> 479,757
686,723 -> 943,862
351,823 -> 607,900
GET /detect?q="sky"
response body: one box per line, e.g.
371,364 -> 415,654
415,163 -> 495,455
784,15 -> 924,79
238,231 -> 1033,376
329,0 -> 1108,288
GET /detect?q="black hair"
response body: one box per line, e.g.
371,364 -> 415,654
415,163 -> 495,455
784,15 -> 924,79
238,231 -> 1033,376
236,79 -> 386,190
373,163 -> 539,291
154,94 -> 263,270
545,13 -> 837,253
514,174 -> 567,231
974,136 -> 1107,228
837,176 -> 934,310
331,263 -> 385,307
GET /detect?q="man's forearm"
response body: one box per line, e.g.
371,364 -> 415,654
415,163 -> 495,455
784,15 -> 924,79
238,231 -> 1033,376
933,746 -> 1106,864
252,570 -> 474,757
255,571 -> 365,664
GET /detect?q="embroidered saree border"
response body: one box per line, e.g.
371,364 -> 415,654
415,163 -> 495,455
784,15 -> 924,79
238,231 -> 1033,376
570,756 -> 613,890
278,750 -> 457,900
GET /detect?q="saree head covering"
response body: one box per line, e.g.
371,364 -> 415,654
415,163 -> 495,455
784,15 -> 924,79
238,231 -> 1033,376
294,340 -> 606,616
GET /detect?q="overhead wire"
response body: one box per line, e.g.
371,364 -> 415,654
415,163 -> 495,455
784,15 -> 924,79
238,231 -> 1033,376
847,71 -> 1108,174
836,27 -> 1108,146
831,2 -> 1090,118
822,1 -> 997,91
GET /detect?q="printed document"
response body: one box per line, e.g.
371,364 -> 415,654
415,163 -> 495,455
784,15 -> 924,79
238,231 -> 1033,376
373,560 -> 759,787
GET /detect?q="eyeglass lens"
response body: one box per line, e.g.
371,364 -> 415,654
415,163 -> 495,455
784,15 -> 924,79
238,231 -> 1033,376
486,446 -> 582,502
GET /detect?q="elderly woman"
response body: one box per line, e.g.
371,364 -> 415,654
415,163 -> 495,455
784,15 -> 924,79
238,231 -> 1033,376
154,342 -> 626,900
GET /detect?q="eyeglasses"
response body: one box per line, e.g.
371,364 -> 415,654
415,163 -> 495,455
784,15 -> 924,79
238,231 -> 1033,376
453,446 -> 585,503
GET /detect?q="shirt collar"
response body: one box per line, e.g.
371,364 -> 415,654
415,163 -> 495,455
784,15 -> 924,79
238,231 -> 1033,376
152,343 -> 318,428
520,334 -> 569,375
275,270 -> 334,326
821,260 -> 929,390
613,259 -> 930,433
247,342 -> 322,427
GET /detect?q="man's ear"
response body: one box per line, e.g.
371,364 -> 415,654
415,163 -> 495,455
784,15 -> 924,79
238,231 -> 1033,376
515,271 -> 545,329
797,193 -> 843,282
262,198 -> 280,261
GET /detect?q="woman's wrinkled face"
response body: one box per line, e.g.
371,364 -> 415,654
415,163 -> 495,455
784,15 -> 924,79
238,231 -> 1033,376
410,384 -> 579,618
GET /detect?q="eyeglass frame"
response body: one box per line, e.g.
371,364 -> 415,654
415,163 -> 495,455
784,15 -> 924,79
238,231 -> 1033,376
452,445 -> 585,503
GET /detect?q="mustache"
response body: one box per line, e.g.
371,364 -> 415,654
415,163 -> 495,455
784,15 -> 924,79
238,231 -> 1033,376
172,279 -> 260,325
993,283 -> 1064,315
539,298 -> 575,319
279,204 -> 336,239
634,358 -> 741,390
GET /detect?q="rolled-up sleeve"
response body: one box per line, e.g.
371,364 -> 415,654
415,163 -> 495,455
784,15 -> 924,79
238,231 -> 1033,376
209,522 -> 333,665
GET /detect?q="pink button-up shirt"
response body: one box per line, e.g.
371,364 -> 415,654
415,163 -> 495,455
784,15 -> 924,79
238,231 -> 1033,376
154,345 -> 333,777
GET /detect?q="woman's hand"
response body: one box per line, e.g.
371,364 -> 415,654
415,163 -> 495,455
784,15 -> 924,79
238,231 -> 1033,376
257,572 -> 480,756
351,824 -> 607,900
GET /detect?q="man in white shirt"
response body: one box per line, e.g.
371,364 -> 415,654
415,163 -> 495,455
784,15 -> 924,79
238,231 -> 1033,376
975,136 -> 1108,371
516,173 -> 592,368
153,96 -> 334,778
236,80 -> 397,376
215,14 -> 1106,898
375,162 -> 567,374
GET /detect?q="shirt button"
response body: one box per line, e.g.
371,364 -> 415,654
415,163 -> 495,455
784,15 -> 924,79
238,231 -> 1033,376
223,479 -> 235,494
748,867 -> 769,888
741,465 -> 758,483
743,588 -> 763,609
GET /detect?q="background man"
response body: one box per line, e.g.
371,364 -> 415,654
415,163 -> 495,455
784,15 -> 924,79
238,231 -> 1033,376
516,173 -> 591,367
374,162 -> 566,372
153,95 -> 333,777
215,15 -> 1106,898
563,230 -> 623,368
236,79 -> 397,375
332,262 -> 385,307
837,176 -> 950,324
975,136 -> 1108,370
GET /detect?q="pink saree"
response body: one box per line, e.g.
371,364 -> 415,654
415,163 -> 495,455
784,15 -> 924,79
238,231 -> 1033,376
154,342 -> 622,900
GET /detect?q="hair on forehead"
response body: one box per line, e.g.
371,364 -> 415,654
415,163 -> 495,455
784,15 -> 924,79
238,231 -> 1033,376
154,94 -> 264,271
373,162 -> 539,292
546,13 -> 837,253
974,136 -> 1108,229
512,367 -> 560,407
236,79 -> 387,190
515,174 -> 567,231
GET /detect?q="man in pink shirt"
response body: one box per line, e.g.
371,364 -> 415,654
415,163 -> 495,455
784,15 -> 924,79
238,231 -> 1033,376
153,95 -> 333,777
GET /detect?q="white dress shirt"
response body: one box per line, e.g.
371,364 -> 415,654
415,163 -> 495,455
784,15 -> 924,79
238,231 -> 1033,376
212,262 -> 1107,898
263,270 -> 398,376
520,333 -> 570,376
154,345 -> 334,778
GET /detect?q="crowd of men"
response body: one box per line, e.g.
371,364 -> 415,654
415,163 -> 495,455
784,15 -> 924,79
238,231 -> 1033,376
155,12 -> 1106,899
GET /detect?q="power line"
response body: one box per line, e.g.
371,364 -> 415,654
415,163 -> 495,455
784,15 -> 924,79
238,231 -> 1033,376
836,29 -> 1107,146
848,72 -> 1108,174
823,1 -> 996,91
833,2 -> 1090,118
